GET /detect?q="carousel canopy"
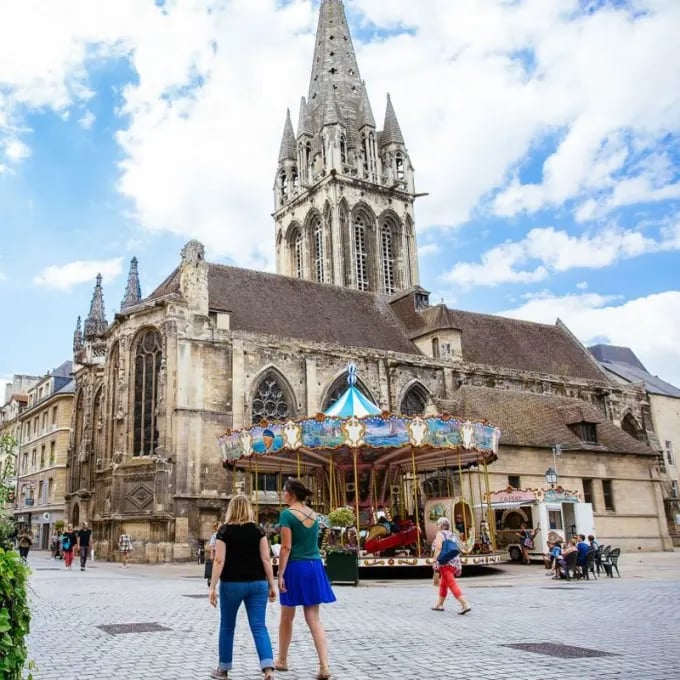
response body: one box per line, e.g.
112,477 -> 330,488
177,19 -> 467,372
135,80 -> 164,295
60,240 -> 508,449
323,366 -> 381,418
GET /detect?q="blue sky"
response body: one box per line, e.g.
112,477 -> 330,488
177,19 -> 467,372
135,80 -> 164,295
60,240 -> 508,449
1,0 -> 679,395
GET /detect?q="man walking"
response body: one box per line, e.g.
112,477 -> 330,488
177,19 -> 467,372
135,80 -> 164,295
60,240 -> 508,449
77,522 -> 93,571
17,528 -> 33,563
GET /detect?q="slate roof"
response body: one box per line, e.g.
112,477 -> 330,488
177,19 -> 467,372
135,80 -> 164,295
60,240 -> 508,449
147,264 -> 418,354
588,344 -> 680,398
55,379 -> 76,395
437,386 -> 655,456
390,293 -> 605,381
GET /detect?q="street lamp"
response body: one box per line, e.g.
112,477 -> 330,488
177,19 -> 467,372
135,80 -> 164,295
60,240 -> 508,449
545,467 -> 558,488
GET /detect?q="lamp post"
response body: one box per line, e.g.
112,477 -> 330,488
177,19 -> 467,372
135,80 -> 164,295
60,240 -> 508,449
545,467 -> 558,489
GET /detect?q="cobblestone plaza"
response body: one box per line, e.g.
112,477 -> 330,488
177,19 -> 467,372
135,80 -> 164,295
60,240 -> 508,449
25,552 -> 680,680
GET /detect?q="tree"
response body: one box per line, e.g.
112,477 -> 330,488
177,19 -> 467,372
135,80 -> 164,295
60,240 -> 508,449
0,433 -> 18,550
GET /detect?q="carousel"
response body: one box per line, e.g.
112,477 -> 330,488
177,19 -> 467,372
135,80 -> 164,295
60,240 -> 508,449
218,365 -> 505,568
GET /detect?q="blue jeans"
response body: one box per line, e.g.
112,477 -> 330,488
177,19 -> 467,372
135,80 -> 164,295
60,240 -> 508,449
218,580 -> 274,672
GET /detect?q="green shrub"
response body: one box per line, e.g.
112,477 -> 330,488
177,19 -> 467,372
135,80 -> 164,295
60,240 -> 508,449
0,548 -> 31,679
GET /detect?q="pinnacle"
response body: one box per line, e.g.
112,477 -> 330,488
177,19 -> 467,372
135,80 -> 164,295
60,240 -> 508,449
357,82 -> 376,129
84,273 -> 108,337
121,256 -> 142,311
381,93 -> 405,146
278,108 -> 297,162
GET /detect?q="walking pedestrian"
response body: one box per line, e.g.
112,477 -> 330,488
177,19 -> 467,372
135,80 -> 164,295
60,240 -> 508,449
276,478 -> 335,680
516,522 -> 540,564
208,495 -> 276,680
50,531 -> 60,559
61,523 -> 77,570
77,522 -> 92,571
431,517 -> 471,614
17,529 -> 33,563
118,532 -> 133,567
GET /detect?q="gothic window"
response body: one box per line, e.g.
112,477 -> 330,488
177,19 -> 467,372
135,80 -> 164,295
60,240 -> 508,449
107,342 -> 119,462
381,224 -> 395,295
279,169 -> 288,204
353,215 -> 368,291
323,376 -> 374,411
305,142 -> 312,177
400,383 -> 428,416
313,218 -> 325,283
395,152 -> 405,180
251,374 -> 292,423
133,329 -> 162,457
292,167 -> 299,192
361,133 -> 369,177
93,386 -> 105,462
340,134 -> 347,165
292,229 -> 303,279
432,337 -> 440,358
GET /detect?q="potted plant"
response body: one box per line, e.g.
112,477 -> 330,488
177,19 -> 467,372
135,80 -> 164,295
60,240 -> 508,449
325,507 -> 359,586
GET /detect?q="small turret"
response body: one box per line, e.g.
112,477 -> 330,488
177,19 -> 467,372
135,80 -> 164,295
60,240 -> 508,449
121,257 -> 142,311
274,109 -> 300,208
84,274 -> 108,337
380,94 -> 413,192
73,316 -> 83,353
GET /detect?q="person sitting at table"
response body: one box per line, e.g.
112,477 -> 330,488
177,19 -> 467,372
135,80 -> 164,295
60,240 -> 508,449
576,534 -> 590,571
555,539 -> 578,579
544,541 -> 562,576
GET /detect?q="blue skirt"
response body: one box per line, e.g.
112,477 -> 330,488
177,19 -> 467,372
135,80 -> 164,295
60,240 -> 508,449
280,559 -> 336,607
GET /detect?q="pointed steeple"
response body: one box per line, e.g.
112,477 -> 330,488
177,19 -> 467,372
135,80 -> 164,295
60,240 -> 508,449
322,85 -> 344,127
73,316 -> 83,353
121,257 -> 142,311
308,0 -> 363,123
381,93 -> 405,146
83,273 -> 108,337
297,97 -> 312,138
357,82 -> 376,129
278,109 -> 297,163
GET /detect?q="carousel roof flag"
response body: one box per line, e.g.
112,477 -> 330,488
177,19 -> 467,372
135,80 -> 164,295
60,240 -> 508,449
323,364 -> 381,418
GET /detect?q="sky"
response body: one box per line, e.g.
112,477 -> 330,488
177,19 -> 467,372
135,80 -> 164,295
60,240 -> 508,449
1,0 -> 679,399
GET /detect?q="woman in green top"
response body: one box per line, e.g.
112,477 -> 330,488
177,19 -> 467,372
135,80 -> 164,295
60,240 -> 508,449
276,479 -> 335,680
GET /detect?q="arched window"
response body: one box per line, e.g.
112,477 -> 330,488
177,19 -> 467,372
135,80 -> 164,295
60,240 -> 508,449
133,329 -> 162,456
279,169 -> 288,204
313,218 -> 325,283
395,152 -> 405,180
353,214 -> 368,291
107,342 -> 119,462
432,337 -> 440,358
92,386 -> 105,461
381,224 -> 395,295
361,133 -> 369,177
305,142 -> 312,179
292,229 -> 303,279
400,383 -> 428,416
340,134 -> 347,165
252,373 -> 292,423
323,375 -> 375,411
292,167 -> 299,192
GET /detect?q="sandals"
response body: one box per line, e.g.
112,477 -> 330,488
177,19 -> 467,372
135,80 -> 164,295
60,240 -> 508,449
264,670 -> 276,680
431,606 -> 445,611
458,607 -> 472,615
274,659 -> 288,672
316,667 -> 332,680
210,670 -> 229,679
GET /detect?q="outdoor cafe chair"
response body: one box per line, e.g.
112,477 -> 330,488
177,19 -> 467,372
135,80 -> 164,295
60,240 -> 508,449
559,551 -> 579,580
582,548 -> 598,580
602,547 -> 621,578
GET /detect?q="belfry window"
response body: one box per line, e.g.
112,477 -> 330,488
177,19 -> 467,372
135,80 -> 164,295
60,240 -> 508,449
340,134 -> 347,165
353,215 -> 368,291
279,169 -> 288,203
292,167 -> 299,192
381,224 -> 395,295
133,329 -> 162,456
293,230 -> 303,279
396,152 -> 405,180
252,374 -> 291,422
314,218 -> 325,283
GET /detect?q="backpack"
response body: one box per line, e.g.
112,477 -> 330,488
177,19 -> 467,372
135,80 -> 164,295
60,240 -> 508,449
62,535 -> 71,551
437,532 -> 460,564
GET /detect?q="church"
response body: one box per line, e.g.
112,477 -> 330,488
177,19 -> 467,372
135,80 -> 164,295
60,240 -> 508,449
66,0 -> 672,561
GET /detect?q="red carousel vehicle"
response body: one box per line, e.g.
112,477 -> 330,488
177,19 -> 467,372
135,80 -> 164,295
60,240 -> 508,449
218,365 -> 504,569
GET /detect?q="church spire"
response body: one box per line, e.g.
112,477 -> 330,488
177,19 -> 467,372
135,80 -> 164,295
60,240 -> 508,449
307,0 -> 362,124
297,96 -> 312,138
278,109 -> 297,162
381,94 -> 405,146
84,273 -> 108,337
121,256 -> 142,311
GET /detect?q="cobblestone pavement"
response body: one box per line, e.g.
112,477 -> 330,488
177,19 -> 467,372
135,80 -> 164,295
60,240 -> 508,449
25,551 -> 680,680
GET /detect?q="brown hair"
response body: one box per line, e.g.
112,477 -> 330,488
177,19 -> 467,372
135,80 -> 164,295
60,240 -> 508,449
284,478 -> 313,502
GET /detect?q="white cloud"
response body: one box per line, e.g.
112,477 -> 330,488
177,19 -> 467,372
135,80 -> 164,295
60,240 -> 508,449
2,0 -> 679,265
500,290 -> 680,388
418,243 -> 440,258
78,110 -> 95,130
33,257 -> 124,291
576,281 -> 588,290
4,138 -> 30,162
445,219 -> 680,288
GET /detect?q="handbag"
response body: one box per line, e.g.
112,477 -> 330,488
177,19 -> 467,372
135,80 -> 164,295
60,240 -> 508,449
522,535 -> 535,550
437,532 -> 460,564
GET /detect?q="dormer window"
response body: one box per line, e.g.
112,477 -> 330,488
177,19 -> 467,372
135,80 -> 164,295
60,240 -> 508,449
570,421 -> 598,444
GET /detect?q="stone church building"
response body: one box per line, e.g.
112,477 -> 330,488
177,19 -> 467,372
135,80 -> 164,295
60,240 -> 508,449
66,0 -> 672,561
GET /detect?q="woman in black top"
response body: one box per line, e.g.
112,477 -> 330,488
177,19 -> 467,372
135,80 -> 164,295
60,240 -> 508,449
208,495 -> 276,680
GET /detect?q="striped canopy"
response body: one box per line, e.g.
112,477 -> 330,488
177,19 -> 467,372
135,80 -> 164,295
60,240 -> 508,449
323,384 -> 382,418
